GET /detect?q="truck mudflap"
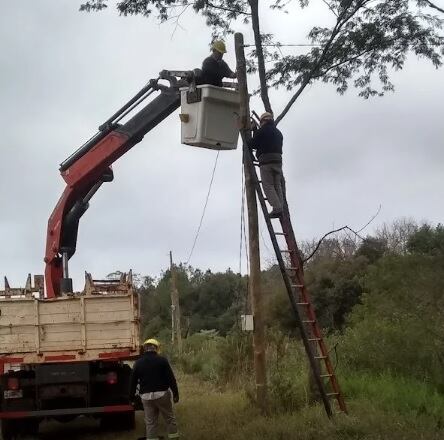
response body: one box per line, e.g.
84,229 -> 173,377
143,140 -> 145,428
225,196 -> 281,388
0,404 -> 134,419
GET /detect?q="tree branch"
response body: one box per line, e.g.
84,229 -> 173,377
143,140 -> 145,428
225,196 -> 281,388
302,226 -> 361,263
206,0 -> 251,15
311,46 -> 378,79
275,2 -> 366,123
423,0 -> 444,13
302,205 -> 381,263
248,0 -> 273,113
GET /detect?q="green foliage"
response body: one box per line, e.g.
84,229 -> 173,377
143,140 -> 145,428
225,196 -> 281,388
138,265 -> 247,339
356,237 -> 388,263
80,0 -> 444,116
407,223 -> 444,255
268,0 -> 444,99
266,332 -> 312,412
339,253 -> 444,387
304,255 -> 367,330
343,371 -> 444,417
179,332 -> 223,381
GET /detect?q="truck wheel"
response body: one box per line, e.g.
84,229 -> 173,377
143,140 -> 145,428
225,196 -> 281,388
100,411 -> 135,431
1,420 -> 18,440
23,419 -> 39,437
119,411 -> 136,430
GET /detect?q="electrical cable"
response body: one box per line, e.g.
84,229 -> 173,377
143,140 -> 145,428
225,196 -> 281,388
240,158 -> 251,316
185,151 -> 220,265
243,43 -> 321,47
235,159 -> 247,329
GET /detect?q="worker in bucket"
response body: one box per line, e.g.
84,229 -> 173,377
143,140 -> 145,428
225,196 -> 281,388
130,338 -> 180,440
199,40 -> 237,87
248,112 -> 284,218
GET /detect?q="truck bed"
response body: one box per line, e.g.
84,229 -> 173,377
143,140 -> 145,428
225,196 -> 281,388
0,292 -> 140,364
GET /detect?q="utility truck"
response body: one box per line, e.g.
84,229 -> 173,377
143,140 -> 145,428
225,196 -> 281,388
0,70 -> 239,438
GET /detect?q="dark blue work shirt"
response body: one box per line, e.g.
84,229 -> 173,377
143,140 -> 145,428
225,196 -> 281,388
248,121 -> 283,158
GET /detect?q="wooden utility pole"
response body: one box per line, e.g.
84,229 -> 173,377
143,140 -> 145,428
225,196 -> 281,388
170,251 -> 182,355
235,32 -> 267,414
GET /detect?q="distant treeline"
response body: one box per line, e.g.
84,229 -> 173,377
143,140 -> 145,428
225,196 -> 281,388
136,219 -> 444,342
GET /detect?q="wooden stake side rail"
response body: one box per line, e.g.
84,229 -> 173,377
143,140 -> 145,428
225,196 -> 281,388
0,290 -> 140,368
245,150 -> 347,416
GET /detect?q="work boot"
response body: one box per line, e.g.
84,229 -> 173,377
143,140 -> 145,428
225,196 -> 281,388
269,209 -> 283,218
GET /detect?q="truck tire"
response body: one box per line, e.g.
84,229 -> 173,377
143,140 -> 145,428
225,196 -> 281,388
1,419 -> 18,440
119,411 -> 136,430
1,419 -> 39,440
100,411 -> 135,431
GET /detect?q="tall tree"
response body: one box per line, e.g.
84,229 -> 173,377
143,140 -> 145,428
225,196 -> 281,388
80,0 -> 444,121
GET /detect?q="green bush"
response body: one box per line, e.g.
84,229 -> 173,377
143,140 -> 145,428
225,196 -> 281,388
177,331 -> 222,382
338,254 -> 444,388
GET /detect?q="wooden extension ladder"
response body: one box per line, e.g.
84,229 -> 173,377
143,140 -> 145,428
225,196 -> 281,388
246,150 -> 347,417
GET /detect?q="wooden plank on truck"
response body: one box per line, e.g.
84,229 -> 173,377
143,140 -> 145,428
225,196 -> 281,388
0,272 -> 140,364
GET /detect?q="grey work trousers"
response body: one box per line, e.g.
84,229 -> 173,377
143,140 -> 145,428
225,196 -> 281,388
142,391 -> 179,440
260,162 -> 284,211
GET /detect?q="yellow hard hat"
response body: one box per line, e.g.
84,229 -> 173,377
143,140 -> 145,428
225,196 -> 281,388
143,338 -> 160,349
212,40 -> 227,54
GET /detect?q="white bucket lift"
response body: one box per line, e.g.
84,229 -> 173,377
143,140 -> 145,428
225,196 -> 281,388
180,85 -> 240,150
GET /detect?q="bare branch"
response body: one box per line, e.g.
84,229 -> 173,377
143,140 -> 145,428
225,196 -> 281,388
248,0 -> 273,113
356,204 -> 382,234
321,0 -> 339,17
311,49 -> 373,79
302,205 -> 381,263
302,226 -> 359,263
423,0 -> 444,13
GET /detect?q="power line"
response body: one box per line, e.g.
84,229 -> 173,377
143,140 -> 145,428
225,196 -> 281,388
240,159 -> 250,316
243,43 -> 321,47
185,151 -> 220,264
236,159 -> 249,327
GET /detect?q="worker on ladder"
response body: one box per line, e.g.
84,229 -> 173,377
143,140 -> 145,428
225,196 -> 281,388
198,40 -> 237,87
130,339 -> 180,440
249,112 -> 284,218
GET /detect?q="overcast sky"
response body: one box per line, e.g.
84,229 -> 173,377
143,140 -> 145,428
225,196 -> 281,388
1,1 -> 443,290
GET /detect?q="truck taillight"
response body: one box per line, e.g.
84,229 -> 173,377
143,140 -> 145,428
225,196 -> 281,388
106,372 -> 118,385
7,377 -> 19,391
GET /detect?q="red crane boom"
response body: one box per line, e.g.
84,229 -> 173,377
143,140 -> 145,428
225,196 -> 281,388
44,71 -> 192,298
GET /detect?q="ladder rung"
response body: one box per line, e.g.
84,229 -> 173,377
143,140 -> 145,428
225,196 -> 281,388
320,374 -> 333,378
275,232 -> 287,236
327,392 -> 339,396
308,338 -> 321,341
293,284 -> 304,288
297,302 -> 309,306
303,320 -> 315,324
315,355 -> 327,359
280,249 -> 293,253
286,267 -> 298,271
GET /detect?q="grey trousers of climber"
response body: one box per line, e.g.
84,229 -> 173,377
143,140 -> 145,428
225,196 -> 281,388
142,391 -> 179,440
260,161 -> 284,211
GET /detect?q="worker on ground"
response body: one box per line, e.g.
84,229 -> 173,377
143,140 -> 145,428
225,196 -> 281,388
199,40 -> 237,87
130,339 -> 180,440
248,112 -> 284,218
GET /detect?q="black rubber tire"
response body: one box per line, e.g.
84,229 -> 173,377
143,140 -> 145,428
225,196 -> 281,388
1,419 -> 18,440
100,411 -> 135,431
23,419 -> 39,437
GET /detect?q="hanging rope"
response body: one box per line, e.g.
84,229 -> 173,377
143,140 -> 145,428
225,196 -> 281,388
185,151 -> 220,265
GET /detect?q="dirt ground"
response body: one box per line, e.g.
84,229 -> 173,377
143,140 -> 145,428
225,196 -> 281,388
38,413 -> 146,440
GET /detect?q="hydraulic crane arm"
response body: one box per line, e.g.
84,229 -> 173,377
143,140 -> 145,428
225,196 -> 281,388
44,71 -> 193,298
